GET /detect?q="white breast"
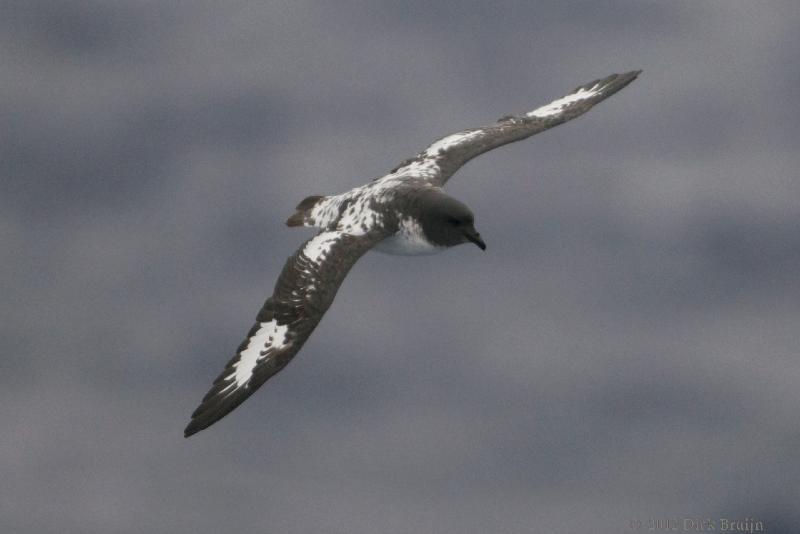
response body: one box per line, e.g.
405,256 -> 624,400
374,217 -> 443,256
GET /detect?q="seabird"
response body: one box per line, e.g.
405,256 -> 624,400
184,70 -> 641,437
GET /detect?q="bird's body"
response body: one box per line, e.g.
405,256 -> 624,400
372,218 -> 442,255
184,70 -> 641,437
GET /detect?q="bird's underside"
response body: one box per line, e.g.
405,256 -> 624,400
184,70 -> 641,437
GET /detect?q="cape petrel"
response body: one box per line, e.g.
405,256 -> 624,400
184,70 -> 641,437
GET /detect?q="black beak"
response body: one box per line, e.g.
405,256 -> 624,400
464,229 -> 487,251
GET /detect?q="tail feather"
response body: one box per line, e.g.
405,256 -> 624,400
286,212 -> 305,227
286,195 -> 325,227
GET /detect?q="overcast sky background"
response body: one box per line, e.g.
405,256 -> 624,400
3,1 -> 800,533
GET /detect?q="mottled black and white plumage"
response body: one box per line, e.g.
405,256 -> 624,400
184,70 -> 641,437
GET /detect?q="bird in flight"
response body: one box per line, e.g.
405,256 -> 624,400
184,70 -> 641,437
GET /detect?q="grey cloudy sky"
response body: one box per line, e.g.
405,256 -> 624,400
3,1 -> 799,533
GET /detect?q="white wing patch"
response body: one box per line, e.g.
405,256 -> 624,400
527,83 -> 601,118
368,131 -> 485,189
390,159 -> 440,180
425,129 -> 484,155
303,231 -> 342,262
231,320 -> 290,387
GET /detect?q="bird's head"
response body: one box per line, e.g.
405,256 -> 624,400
421,194 -> 486,251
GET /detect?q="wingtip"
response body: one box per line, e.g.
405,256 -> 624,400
614,69 -> 643,83
572,70 -> 642,95
599,69 -> 642,93
183,417 -> 207,438
286,212 -> 305,227
183,423 -> 198,438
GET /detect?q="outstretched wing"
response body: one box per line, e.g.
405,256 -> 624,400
184,229 -> 385,437
382,70 -> 641,187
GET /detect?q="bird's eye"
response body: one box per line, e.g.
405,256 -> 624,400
448,217 -> 460,225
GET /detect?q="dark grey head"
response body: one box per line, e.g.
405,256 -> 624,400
418,193 -> 486,251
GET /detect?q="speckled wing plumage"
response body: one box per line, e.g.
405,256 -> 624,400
184,229 -> 386,437
381,70 -> 641,187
